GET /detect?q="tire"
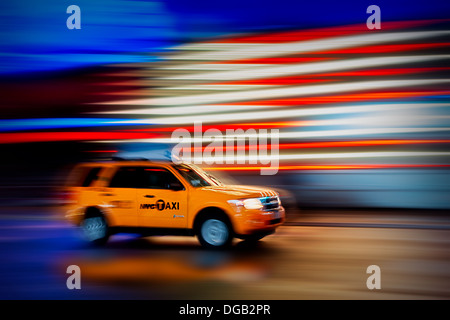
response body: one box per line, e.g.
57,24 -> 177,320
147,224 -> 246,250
81,213 -> 109,245
197,216 -> 233,249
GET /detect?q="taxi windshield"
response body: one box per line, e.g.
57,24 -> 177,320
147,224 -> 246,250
173,164 -> 214,187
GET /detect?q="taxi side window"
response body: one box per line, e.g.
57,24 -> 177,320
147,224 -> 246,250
109,167 -> 139,188
141,168 -> 181,189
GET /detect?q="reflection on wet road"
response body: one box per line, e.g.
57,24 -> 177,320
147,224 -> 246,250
0,207 -> 449,299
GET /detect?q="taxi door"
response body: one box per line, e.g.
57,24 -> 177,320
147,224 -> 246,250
99,166 -> 139,227
136,167 -> 188,229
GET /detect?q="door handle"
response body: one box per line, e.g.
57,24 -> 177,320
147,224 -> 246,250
144,195 -> 155,198
101,193 -> 115,196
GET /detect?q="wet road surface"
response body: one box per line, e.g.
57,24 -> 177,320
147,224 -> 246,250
0,207 -> 449,300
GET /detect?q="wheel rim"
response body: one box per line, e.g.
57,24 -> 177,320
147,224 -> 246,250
82,217 -> 107,241
201,219 -> 229,246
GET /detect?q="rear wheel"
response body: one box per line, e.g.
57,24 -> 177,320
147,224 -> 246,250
197,217 -> 233,249
81,214 -> 109,245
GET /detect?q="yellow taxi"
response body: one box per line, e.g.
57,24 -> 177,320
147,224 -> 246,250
63,159 -> 285,248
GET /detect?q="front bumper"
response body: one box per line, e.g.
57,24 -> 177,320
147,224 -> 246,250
232,206 -> 286,236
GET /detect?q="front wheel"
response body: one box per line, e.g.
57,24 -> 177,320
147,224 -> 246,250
81,215 -> 109,245
197,218 -> 233,249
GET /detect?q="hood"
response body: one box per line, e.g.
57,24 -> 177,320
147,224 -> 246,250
198,185 -> 278,199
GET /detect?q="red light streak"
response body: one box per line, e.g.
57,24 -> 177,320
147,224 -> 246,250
206,164 -> 450,171
222,90 -> 450,106
183,140 -> 450,152
218,69 -> 450,86
311,42 -> 450,55
0,132 -> 159,144
218,57 -> 334,65
212,20 -> 444,44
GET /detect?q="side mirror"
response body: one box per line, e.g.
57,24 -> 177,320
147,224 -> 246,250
170,181 -> 184,191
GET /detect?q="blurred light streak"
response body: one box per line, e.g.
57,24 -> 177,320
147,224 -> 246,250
95,104 -> 281,115
127,121 -> 327,132
4,18 -> 449,174
157,55 -> 450,82
210,90 -> 450,105
0,118 -> 155,132
195,20 -> 445,44
218,44 -> 450,65
159,84 -> 277,91
0,132 -> 159,144
95,102 -> 450,126
210,57 -> 335,65
205,43 -> 450,66
104,79 -> 334,95
223,69 -> 450,85
97,114 -> 447,129
92,127 -> 450,144
312,42 -> 450,55
156,63 -> 272,70
165,31 -> 450,61
100,78 -> 450,106
172,140 -> 450,152
211,78 -> 334,86
128,123 -> 450,135
206,164 -> 450,171
156,56 -> 336,71
190,152 -> 450,163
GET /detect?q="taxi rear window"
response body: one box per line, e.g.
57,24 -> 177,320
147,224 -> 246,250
67,166 -> 102,187
81,167 -> 102,187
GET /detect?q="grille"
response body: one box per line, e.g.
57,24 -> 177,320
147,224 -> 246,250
261,196 -> 280,211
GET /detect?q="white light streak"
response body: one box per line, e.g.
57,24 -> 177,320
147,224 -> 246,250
164,31 -> 450,61
189,151 -> 450,163
92,127 -> 450,144
160,55 -> 450,81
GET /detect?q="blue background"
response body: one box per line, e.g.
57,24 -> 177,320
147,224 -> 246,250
1,0 -> 450,74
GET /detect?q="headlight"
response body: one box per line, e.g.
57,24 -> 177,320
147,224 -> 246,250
228,198 -> 263,210
243,198 -> 263,210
